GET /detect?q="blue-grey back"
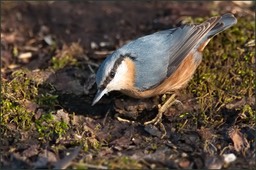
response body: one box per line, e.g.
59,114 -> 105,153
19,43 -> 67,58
116,26 -> 195,90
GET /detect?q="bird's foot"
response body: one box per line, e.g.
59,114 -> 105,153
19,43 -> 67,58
144,94 -> 177,138
144,109 -> 163,126
144,93 -> 176,125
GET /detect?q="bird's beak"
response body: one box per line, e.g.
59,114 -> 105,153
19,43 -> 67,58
92,88 -> 108,106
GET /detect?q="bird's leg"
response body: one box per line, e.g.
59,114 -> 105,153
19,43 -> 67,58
144,94 -> 177,125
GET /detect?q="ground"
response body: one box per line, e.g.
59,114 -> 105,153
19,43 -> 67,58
1,1 -> 255,169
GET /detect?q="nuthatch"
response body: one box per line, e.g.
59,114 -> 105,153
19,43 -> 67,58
92,14 -> 237,116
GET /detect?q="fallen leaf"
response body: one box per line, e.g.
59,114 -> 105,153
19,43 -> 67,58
228,127 -> 250,153
55,109 -> 70,124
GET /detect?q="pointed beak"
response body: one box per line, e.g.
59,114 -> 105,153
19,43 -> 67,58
92,88 -> 108,106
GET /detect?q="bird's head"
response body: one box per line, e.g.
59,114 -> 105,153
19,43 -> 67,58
92,52 -> 135,105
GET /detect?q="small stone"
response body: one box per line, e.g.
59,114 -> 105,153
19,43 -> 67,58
44,35 -> 53,45
205,156 -> 223,169
90,42 -> 98,49
223,153 -> 237,164
18,52 -> 32,59
179,159 -> 190,168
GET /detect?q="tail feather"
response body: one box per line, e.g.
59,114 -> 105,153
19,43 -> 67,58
196,13 -> 237,52
207,13 -> 237,38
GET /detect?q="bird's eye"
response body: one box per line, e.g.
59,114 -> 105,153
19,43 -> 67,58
110,71 -> 115,78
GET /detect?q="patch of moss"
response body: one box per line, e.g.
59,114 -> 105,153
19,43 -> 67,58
241,104 -> 255,123
75,130 -> 102,152
36,93 -> 58,109
185,15 -> 255,125
1,69 -> 69,140
1,69 -> 38,130
51,55 -> 77,70
50,43 -> 84,70
1,98 -> 33,130
82,137 -> 102,151
35,112 -> 69,140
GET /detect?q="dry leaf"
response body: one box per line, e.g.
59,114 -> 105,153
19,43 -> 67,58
228,127 -> 250,152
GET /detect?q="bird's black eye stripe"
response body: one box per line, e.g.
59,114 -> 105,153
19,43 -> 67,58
110,71 -> 115,78
101,53 -> 134,88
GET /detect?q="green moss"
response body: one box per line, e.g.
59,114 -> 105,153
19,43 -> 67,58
0,68 -> 105,149
1,69 -> 69,140
150,143 -> 158,150
82,137 -> 102,151
51,54 -> 77,70
50,43 -> 83,70
185,15 -> 255,125
1,69 -> 38,130
1,98 -> 32,130
12,46 -> 18,57
35,112 -> 69,140
241,104 -> 255,122
36,93 -> 58,109
4,70 -> 39,101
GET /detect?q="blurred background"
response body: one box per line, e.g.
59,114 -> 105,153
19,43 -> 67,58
1,1 -> 254,71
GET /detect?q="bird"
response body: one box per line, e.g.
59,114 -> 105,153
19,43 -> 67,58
92,13 -> 237,125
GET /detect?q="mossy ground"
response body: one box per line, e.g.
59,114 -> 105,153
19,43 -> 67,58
1,1 -> 255,169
